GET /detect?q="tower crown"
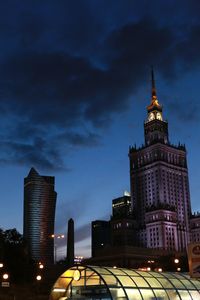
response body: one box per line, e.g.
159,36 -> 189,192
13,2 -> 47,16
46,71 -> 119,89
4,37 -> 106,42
146,68 -> 163,122
144,69 -> 168,145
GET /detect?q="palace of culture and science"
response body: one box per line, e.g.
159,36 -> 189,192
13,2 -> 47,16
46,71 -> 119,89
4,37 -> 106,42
90,71 -> 200,267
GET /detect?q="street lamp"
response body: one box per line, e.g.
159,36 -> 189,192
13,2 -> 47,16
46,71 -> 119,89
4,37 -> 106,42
36,275 -> 42,281
2,273 -> 9,280
51,234 -> 65,263
39,263 -> 44,269
174,258 -> 179,264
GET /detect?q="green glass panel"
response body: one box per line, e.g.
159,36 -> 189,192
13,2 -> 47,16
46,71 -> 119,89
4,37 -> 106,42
107,267 -> 126,275
122,269 -> 140,276
125,288 -> 142,300
101,274 -> 118,286
131,276 -> 149,287
135,270 -> 153,277
157,277 -> 174,288
166,289 -> 181,300
180,279 -> 196,289
191,279 -> 200,289
162,273 -> 176,279
117,275 -> 136,287
173,273 -> 186,280
153,289 -> 169,300
169,279 -> 185,288
91,267 -> 111,275
140,289 -> 156,300
145,277 -> 162,288
148,271 -> 164,278
178,290 -> 192,300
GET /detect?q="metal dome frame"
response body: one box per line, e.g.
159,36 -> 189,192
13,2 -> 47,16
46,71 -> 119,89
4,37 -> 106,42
50,265 -> 200,300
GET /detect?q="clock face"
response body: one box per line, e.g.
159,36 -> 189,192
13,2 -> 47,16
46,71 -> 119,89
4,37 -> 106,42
156,112 -> 162,120
73,269 -> 81,281
148,112 -> 155,121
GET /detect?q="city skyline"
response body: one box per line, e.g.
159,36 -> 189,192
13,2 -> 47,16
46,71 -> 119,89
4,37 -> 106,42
0,1 -> 200,259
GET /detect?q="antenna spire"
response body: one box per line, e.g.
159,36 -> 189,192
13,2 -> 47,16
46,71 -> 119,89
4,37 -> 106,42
151,66 -> 156,99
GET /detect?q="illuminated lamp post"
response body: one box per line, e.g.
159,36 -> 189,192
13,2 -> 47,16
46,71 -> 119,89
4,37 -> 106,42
51,234 -> 65,263
2,273 -> 9,280
36,275 -> 42,281
174,258 -> 180,271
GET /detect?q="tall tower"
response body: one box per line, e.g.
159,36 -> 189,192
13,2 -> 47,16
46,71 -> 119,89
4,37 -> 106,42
66,218 -> 74,267
23,167 -> 57,265
129,70 -> 191,252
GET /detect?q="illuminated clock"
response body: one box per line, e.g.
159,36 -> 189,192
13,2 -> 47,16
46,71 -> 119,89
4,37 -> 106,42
156,112 -> 162,120
73,269 -> 81,281
148,112 -> 155,121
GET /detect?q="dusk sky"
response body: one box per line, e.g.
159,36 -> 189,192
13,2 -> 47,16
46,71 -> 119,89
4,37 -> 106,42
1,1 -> 200,259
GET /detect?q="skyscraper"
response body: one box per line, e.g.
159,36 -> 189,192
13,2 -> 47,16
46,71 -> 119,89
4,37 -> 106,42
89,70 -> 200,269
129,70 -> 191,251
23,167 -> 57,265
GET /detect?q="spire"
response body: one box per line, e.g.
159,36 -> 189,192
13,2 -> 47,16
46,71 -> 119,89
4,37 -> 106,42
147,67 -> 161,111
151,66 -> 157,99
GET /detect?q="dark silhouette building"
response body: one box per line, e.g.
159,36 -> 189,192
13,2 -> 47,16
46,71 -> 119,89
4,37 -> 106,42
66,218 -> 74,267
92,220 -> 110,257
23,167 -> 57,265
111,193 -> 137,247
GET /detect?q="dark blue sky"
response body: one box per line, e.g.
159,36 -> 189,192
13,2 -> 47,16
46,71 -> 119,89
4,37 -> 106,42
0,0 -> 200,258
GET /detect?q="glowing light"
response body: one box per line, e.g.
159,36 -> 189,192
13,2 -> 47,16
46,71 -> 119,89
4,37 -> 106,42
177,267 -> 181,272
124,191 -> 130,196
174,258 -> 179,264
36,275 -> 42,281
147,267 -> 151,271
53,288 -> 66,292
0,263 -> 3,268
39,264 -> 44,269
147,260 -> 155,264
3,273 -> 9,280
51,234 -> 65,239
158,268 -> 162,272
73,270 -> 81,281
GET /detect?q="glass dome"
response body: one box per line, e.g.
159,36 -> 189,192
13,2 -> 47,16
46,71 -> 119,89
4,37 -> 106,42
50,265 -> 200,300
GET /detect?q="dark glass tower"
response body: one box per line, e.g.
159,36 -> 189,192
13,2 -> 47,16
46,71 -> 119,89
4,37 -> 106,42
23,167 -> 57,265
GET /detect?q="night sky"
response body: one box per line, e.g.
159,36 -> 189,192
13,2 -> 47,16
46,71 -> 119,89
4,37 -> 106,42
1,1 -> 200,259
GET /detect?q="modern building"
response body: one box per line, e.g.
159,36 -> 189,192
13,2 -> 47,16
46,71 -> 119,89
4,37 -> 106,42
50,265 -> 200,300
111,193 -> 137,247
112,193 -> 132,219
129,70 -> 191,252
92,220 -> 110,257
23,167 -> 57,265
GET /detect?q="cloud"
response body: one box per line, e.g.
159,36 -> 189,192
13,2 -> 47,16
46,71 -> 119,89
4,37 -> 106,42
167,98 -> 200,123
0,2 -> 199,170
75,223 -> 91,243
